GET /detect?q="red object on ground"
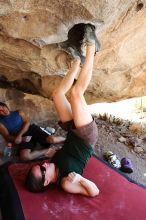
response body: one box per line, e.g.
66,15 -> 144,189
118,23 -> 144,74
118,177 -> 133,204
7,142 -> 13,148
8,156 -> 146,220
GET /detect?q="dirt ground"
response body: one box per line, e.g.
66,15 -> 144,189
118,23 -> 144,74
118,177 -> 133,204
93,116 -> 146,186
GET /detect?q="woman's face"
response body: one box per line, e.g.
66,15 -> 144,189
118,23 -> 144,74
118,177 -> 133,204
0,106 -> 10,117
32,162 -> 56,186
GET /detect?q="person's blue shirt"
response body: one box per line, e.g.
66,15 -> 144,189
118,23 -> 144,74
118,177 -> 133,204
0,111 -> 23,135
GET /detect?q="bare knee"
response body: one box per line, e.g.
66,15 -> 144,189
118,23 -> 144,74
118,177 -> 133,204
70,86 -> 83,100
20,149 -> 31,161
46,135 -> 65,144
46,135 -> 57,144
52,89 -> 57,101
52,88 -> 62,100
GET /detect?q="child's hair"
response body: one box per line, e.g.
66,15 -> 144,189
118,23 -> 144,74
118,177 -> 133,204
0,102 -> 8,108
0,102 -> 9,116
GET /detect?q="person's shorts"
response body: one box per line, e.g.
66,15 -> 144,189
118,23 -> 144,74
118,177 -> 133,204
58,119 -> 98,147
18,124 -> 50,151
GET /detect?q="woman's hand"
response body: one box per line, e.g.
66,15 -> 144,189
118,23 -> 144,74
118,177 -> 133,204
67,172 -> 82,183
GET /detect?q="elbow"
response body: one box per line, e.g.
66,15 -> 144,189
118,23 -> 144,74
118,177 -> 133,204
52,88 -> 60,101
90,188 -> 100,197
27,122 -> 30,127
47,136 -> 55,144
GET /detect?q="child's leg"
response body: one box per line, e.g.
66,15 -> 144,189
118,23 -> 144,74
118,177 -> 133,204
52,59 -> 80,122
70,45 -> 95,128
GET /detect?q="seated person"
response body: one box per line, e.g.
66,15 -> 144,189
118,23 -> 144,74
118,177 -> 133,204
25,24 -> 100,197
0,102 -> 65,161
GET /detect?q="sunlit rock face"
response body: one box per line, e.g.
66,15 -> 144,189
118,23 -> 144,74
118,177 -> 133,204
0,0 -> 146,120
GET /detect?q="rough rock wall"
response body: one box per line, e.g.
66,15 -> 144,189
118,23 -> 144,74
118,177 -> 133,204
0,0 -> 146,121
0,87 -> 57,124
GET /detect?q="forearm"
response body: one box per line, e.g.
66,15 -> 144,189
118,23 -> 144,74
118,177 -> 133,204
47,136 -> 66,144
4,135 -> 15,143
24,149 -> 47,160
62,173 -> 99,197
0,124 -> 15,143
20,147 -> 56,161
79,177 -> 99,197
16,122 -> 30,137
20,149 -> 45,161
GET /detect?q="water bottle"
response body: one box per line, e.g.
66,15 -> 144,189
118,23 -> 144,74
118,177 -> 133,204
40,127 -> 55,135
45,127 -> 55,135
3,142 -> 12,159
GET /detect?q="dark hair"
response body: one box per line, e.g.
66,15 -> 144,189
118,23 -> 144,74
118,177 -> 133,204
0,102 -> 9,117
0,102 -> 8,108
25,167 -> 51,193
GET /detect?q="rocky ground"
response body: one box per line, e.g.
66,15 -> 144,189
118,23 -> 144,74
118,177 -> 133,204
93,115 -> 146,186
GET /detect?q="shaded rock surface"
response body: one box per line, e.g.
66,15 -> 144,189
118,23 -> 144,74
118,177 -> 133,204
0,0 -> 146,104
0,88 -> 57,124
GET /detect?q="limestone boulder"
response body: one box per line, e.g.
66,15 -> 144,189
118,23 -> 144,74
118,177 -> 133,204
0,0 -> 146,108
0,88 -> 57,124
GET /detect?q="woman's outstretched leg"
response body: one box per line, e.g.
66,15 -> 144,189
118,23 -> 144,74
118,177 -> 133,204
70,44 -> 95,128
52,59 -> 80,122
